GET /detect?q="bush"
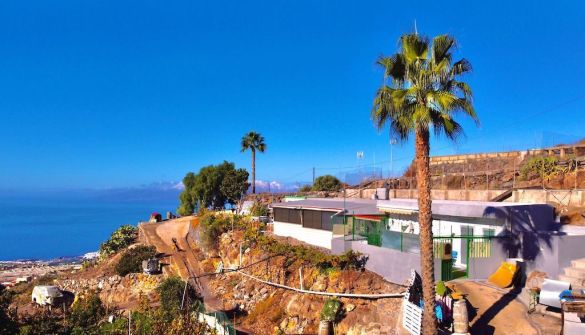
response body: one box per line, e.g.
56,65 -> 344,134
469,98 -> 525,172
249,201 -> 269,217
68,292 -> 106,329
157,277 -> 199,320
520,156 -> 559,180
116,245 -> 158,276
312,175 -> 342,192
248,229 -> 367,271
199,213 -> 247,251
99,225 -> 138,258
299,185 -> 312,193
320,298 -> 342,322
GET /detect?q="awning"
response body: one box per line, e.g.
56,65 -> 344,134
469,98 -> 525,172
378,207 -> 417,215
353,215 -> 384,222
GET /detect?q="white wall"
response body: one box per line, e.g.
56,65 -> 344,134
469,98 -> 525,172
273,221 -> 333,249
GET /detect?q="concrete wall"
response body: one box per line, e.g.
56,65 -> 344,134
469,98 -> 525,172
511,189 -> 585,206
273,221 -> 333,249
523,234 -> 585,279
349,187 -> 585,206
468,240 -> 509,280
332,237 -> 442,285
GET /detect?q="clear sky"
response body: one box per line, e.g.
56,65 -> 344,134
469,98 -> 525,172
1,0 -> 584,191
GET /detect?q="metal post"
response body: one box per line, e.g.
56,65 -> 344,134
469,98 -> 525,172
299,267 -> 304,291
128,310 -> 131,335
181,280 -> 188,310
312,167 -> 315,185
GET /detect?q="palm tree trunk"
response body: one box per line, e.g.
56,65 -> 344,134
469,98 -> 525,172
252,149 -> 256,194
415,128 -> 437,335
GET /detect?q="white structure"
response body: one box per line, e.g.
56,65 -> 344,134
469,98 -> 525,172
271,198 -> 378,250
32,285 -> 63,306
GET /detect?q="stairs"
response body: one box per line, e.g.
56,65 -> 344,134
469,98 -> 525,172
558,258 -> 585,289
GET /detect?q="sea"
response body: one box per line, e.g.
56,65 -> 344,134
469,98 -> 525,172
0,194 -> 178,261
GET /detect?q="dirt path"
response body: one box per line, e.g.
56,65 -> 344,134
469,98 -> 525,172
139,217 -> 224,311
451,281 -> 538,335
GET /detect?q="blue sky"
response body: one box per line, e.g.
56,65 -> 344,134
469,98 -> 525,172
1,0 -> 584,190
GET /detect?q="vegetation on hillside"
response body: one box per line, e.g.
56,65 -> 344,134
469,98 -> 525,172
249,201 -> 269,216
312,175 -> 342,192
178,161 -> 250,215
371,33 -> 478,335
115,245 -> 158,276
99,225 -> 137,259
0,277 -> 206,335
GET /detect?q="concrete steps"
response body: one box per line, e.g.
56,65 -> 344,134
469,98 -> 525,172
558,275 -> 585,289
570,258 -> 585,269
560,259 -> 585,289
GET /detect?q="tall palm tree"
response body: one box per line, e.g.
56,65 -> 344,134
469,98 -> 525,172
241,131 -> 266,194
372,33 -> 478,335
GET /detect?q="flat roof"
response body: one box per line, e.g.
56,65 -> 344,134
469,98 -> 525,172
272,197 -> 554,220
271,198 -> 379,215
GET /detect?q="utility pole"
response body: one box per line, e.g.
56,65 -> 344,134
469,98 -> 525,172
312,167 -> 315,185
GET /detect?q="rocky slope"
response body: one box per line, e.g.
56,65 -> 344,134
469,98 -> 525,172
200,230 -> 406,335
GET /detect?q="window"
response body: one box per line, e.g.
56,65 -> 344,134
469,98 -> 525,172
483,228 -> 495,237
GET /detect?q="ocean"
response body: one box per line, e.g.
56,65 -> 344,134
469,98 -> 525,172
0,197 -> 178,261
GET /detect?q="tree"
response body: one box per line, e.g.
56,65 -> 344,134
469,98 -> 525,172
178,161 -> 249,214
371,33 -> 478,335
241,131 -> 266,194
312,175 -> 342,192
220,168 -> 250,206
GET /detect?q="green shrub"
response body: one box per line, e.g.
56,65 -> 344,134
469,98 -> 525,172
18,313 -> 66,335
199,213 -> 247,251
157,277 -> 199,321
313,175 -> 342,192
250,201 -> 269,217
320,298 -> 342,322
299,185 -> 312,193
520,156 -> 559,180
68,292 -> 106,329
249,229 -> 367,271
115,245 -> 158,276
99,225 -> 138,258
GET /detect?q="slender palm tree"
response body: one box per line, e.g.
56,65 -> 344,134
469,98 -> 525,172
241,131 -> 266,194
372,33 -> 478,335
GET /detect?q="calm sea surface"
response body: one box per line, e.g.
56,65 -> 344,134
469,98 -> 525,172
0,198 -> 178,260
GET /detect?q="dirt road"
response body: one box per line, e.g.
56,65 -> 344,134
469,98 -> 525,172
453,281 -> 538,335
139,217 -> 223,311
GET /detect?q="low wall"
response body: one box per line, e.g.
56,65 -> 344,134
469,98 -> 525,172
332,237 -> 441,285
349,188 -> 585,206
512,189 -> 585,206
467,240 -> 509,280
273,221 -> 333,249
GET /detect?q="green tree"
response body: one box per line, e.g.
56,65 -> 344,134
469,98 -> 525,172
371,33 -> 478,334
178,173 -> 197,216
241,131 -> 266,194
178,161 -> 249,214
220,168 -> 250,206
312,175 -> 342,192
